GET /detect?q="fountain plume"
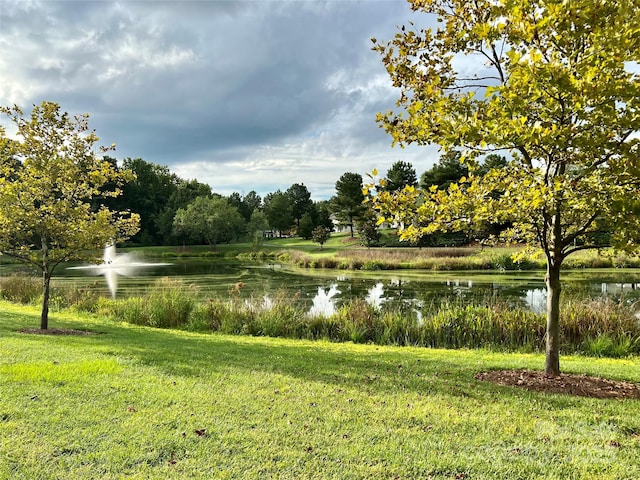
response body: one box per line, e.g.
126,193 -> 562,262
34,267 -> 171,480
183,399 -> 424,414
308,284 -> 340,317
68,244 -> 170,298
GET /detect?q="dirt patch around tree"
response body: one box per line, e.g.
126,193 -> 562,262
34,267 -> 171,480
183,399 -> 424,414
18,328 -> 101,336
475,369 -> 640,399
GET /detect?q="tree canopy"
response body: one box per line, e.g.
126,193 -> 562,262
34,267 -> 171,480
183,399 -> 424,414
0,101 -> 140,329
118,158 -> 179,245
173,196 -> 245,249
311,226 -> 331,249
286,183 -> 314,227
372,0 -> 640,375
420,151 -> 468,191
263,190 -> 294,235
384,160 -> 418,192
331,172 -> 366,237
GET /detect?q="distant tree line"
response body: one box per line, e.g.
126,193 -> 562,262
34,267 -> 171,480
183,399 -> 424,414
103,154 -> 508,247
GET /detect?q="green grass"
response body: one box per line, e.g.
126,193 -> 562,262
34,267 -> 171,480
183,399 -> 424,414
2,301 -> 640,479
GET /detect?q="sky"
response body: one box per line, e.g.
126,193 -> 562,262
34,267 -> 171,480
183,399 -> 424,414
0,0 -> 441,200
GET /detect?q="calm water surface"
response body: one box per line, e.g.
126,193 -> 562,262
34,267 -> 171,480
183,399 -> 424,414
8,258 -> 635,313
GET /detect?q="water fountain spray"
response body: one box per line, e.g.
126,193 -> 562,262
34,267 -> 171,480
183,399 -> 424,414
67,244 -> 171,298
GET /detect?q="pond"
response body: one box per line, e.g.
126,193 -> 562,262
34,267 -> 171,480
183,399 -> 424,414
3,257 -> 637,314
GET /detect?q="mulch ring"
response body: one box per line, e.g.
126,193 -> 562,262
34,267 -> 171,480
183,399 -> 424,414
475,369 -> 640,399
18,328 -> 101,336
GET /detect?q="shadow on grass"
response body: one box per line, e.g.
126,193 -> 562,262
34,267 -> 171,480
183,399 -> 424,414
1,305 -> 593,407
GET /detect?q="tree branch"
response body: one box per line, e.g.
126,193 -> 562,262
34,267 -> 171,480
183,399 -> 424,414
563,243 -> 610,257
561,211 -> 600,248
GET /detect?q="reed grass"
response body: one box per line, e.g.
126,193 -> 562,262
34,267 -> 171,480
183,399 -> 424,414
0,274 -> 41,304
99,278 -> 197,328
271,245 -> 640,271
8,275 -> 638,358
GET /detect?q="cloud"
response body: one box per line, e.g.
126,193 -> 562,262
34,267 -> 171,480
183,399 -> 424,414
0,0 -> 441,198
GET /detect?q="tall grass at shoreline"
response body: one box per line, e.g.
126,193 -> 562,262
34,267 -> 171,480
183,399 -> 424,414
95,240 -> 640,271
2,274 -> 638,358
278,247 -> 640,271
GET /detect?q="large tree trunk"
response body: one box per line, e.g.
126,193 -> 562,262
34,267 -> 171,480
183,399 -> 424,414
545,262 -> 561,376
40,270 -> 51,330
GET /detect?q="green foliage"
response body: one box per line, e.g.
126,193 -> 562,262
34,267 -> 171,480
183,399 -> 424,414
489,252 -> 538,271
246,210 -> 269,247
311,226 -> 331,249
331,172 -> 366,237
115,158 -> 181,245
420,150 -> 468,191
0,101 -> 140,329
475,154 -> 509,177
5,276 -> 639,357
372,0 -> 640,374
356,207 -> 382,247
263,190 -> 294,234
109,159 -> 213,246
0,274 -> 41,304
315,200 -> 335,231
227,190 -> 261,222
384,160 -> 418,192
286,183 -> 314,227
584,335 -> 638,359
297,212 -> 316,240
173,196 -> 245,249
105,278 -> 197,328
242,190 -> 262,217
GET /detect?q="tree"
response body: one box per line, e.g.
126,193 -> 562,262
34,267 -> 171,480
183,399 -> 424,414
384,160 -> 418,192
227,192 -> 245,219
173,196 -> 245,249
420,150 -> 469,191
311,226 -> 331,249
357,206 -> 382,247
246,210 -> 269,247
298,201 -> 334,240
331,172 -> 366,237
120,158 -> 180,245
243,191 -> 262,219
155,178 -> 212,244
476,153 -> 508,178
372,0 -> 640,375
315,200 -> 335,231
263,190 -> 294,235
286,183 -> 314,228
297,212 -> 316,240
0,101 -> 140,329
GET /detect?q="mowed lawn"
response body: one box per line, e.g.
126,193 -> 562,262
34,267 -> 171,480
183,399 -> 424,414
1,302 -> 639,479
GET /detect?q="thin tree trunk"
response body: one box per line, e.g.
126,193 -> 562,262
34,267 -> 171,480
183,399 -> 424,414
545,262 -> 561,376
40,270 -> 51,330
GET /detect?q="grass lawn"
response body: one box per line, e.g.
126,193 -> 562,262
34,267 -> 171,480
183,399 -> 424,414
1,302 -> 640,479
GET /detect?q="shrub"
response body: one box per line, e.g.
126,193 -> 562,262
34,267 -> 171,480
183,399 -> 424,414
188,299 -> 226,331
51,282 -> 102,313
489,253 -> 539,271
583,335 -> 637,358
